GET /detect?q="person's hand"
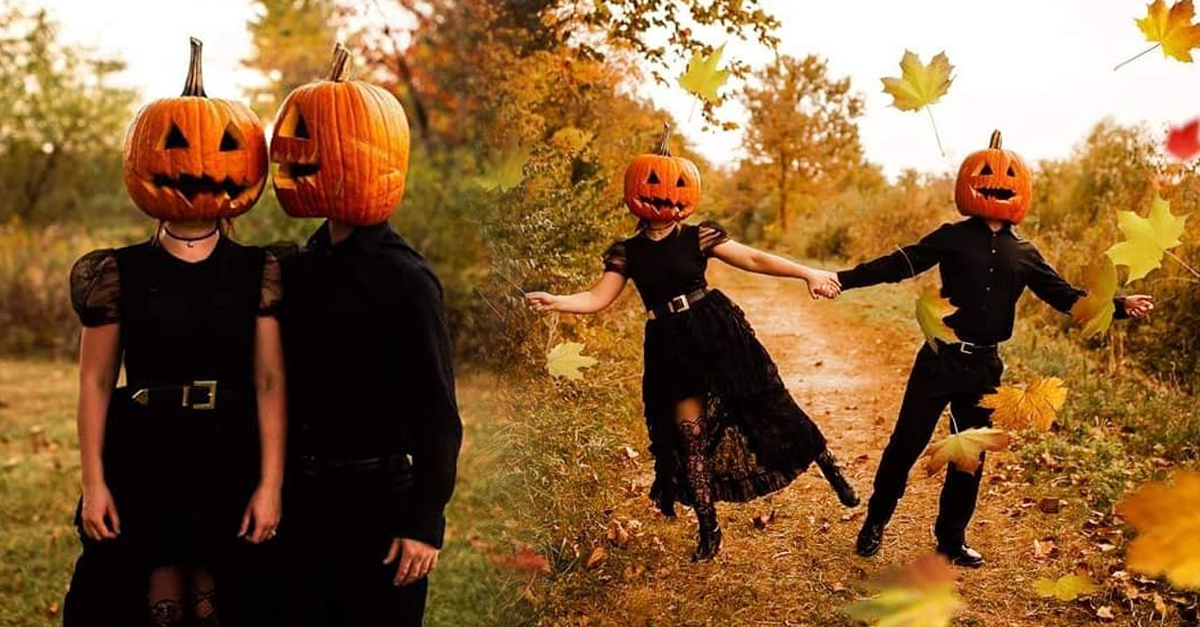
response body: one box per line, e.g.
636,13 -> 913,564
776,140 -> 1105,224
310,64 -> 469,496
383,537 -> 440,586
525,292 -> 561,312
1124,294 -> 1154,318
81,482 -> 121,540
806,270 -> 842,300
238,484 -> 281,544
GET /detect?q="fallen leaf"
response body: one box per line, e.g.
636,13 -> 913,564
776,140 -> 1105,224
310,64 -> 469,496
1033,539 -> 1057,559
585,546 -> 606,569
1117,471 -> 1200,588
752,509 -> 777,530
607,520 -> 631,548
1039,497 -> 1064,514
881,50 -> 954,112
677,44 -> 731,104
620,445 -> 639,460
493,545 -> 551,574
980,377 -> 1068,431
622,562 -> 647,580
1034,573 -> 1099,601
1105,194 -> 1188,283
843,554 -> 963,627
546,342 -> 598,381
1136,0 -> 1200,63
923,428 -> 1010,476
1166,118 -> 1200,160
475,137 -> 531,192
1096,605 -> 1116,620
915,287 -> 960,352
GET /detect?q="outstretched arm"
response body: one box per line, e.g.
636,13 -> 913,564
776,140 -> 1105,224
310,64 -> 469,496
709,240 -> 841,299
837,224 -> 949,291
526,271 -> 627,314
1024,246 -> 1154,318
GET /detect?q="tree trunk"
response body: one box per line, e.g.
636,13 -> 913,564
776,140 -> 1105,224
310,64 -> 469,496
778,158 -> 789,232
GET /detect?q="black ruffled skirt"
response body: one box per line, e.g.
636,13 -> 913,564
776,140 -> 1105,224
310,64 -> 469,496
642,289 -> 828,512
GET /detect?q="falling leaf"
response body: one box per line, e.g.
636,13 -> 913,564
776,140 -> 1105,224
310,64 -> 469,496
915,287 -> 960,352
979,377 -> 1068,431
475,138 -> 531,192
1166,118 -> 1200,161
881,50 -> 954,112
677,44 -> 731,104
1137,0 -> 1200,62
1105,194 -> 1188,283
923,428 -> 1010,476
1117,471 -> 1200,588
1034,574 -> 1099,601
546,342 -> 598,381
1070,257 -> 1119,339
844,554 -> 963,627
585,546 -> 606,569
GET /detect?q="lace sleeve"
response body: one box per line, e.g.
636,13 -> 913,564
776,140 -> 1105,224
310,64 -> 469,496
602,241 -> 628,276
698,221 -> 730,255
258,250 -> 282,317
70,249 -> 120,327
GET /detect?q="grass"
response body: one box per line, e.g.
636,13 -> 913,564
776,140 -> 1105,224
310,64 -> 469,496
0,358 -> 534,627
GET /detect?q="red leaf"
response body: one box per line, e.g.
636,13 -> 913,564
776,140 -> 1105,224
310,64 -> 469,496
1166,118 -> 1200,161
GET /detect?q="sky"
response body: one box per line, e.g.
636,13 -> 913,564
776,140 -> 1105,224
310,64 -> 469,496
33,0 -> 1200,177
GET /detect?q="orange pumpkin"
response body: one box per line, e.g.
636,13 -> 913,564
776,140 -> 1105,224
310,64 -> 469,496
270,43 -> 410,226
623,124 -> 701,221
123,38 -> 268,221
954,130 -> 1032,224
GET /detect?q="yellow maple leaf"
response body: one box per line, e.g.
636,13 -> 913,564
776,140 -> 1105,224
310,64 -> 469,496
1105,194 -> 1187,283
1034,573 -> 1099,601
915,286 -> 960,353
1137,0 -> 1200,62
475,137 -> 531,192
677,44 -> 731,104
1070,257 -> 1119,339
979,377 -> 1068,431
923,427 -> 1010,476
546,341 -> 598,381
881,50 -> 954,112
1118,471 -> 1200,588
844,554 -> 963,627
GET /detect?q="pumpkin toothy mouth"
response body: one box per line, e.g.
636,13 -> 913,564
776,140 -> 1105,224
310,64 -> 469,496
274,162 -> 321,187
151,173 -> 248,203
638,196 -> 691,211
975,187 -> 1016,201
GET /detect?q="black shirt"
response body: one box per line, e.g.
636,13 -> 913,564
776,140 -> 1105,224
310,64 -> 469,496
602,222 -> 729,309
837,217 -> 1127,345
281,222 -> 462,547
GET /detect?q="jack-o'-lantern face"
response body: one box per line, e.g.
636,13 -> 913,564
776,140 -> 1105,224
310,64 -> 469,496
123,38 -> 267,221
270,43 -> 410,226
623,124 -> 701,221
954,130 -> 1032,224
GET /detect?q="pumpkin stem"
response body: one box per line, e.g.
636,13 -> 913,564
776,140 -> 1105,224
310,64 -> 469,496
328,42 -> 352,82
181,37 -> 207,97
989,130 -> 1002,150
656,122 -> 672,156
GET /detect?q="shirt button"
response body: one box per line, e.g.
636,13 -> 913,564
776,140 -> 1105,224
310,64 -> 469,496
991,249 -> 996,254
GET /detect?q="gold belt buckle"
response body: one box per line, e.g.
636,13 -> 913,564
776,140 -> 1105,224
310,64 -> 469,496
185,380 -> 218,410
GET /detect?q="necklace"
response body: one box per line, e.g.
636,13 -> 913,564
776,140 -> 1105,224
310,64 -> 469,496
163,225 -> 219,248
644,222 -> 678,240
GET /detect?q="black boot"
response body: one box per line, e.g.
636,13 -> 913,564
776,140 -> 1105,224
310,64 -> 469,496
692,508 -> 722,562
816,450 -> 860,507
856,520 -> 885,557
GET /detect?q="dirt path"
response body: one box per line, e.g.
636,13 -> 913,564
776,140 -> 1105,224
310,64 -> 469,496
570,265 -> 1105,626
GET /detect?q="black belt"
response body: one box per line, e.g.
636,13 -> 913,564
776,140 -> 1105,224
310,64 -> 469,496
297,452 -> 412,477
936,339 -> 998,355
648,289 -> 709,319
128,380 -> 225,410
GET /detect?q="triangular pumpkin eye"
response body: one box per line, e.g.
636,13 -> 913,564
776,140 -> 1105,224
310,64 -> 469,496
647,171 -> 660,184
1006,165 -> 1016,177
219,124 -> 243,152
676,176 -> 687,187
294,114 -> 311,140
164,123 -> 189,149
978,163 -> 993,176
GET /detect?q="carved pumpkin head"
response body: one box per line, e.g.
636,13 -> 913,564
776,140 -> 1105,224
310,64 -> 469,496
270,43 -> 410,226
954,130 -> 1032,224
623,124 -> 701,221
123,38 -> 268,221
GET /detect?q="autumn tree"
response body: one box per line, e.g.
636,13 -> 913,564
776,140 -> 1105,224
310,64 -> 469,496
741,54 -> 865,231
243,0 -> 339,118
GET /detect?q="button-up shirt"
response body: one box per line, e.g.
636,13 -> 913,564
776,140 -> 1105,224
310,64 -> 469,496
837,217 -> 1127,345
281,221 -> 463,547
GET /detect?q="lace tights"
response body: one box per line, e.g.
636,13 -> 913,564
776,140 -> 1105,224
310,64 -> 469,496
675,397 -> 718,532
148,566 -> 219,627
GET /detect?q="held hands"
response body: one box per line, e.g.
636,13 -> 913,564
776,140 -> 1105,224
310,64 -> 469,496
384,537 -> 440,586
1124,294 -> 1155,318
238,483 -> 281,544
525,292 -> 561,312
806,270 -> 842,300
81,482 -> 121,541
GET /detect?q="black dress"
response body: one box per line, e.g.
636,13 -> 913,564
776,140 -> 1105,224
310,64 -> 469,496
603,222 -> 829,512
62,237 -> 281,627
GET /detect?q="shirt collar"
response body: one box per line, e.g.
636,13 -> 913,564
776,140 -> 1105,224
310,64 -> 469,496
306,220 -> 393,253
967,216 -> 1014,236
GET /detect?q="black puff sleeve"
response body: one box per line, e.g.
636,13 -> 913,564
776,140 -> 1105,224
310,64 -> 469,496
602,241 -> 629,276
697,221 -> 730,255
69,249 -> 120,327
258,242 -> 297,317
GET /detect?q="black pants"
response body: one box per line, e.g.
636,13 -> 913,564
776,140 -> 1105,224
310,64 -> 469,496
280,458 -> 427,627
866,343 -> 1003,547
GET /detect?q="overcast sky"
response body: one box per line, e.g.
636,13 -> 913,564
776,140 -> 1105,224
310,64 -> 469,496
34,0 -> 1200,177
